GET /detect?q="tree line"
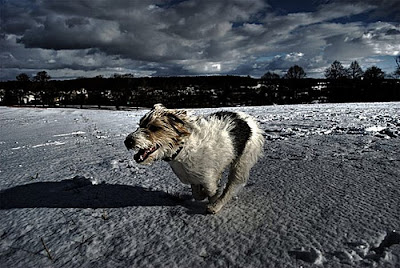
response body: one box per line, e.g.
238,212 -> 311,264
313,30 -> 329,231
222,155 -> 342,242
0,58 -> 399,108
263,58 -> 400,80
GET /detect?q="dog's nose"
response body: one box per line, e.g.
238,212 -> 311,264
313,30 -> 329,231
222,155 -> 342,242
124,135 -> 135,150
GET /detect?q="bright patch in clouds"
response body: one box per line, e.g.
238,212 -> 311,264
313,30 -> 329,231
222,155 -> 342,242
210,64 -> 221,72
285,52 -> 304,62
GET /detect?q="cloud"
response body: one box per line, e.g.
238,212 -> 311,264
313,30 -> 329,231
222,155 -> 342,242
0,0 -> 399,80
19,15 -> 122,50
363,0 -> 400,21
362,22 -> 400,56
285,52 -> 304,62
0,34 -> 157,80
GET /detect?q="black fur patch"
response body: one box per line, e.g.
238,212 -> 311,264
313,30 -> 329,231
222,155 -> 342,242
212,111 -> 251,158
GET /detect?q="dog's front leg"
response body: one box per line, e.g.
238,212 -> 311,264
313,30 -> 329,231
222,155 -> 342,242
201,182 -> 219,203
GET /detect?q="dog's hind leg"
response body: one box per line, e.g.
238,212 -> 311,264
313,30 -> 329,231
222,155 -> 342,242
207,127 -> 264,214
206,162 -> 249,214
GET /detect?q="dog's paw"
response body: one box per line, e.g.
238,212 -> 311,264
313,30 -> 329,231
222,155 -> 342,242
206,203 -> 222,214
206,204 -> 218,214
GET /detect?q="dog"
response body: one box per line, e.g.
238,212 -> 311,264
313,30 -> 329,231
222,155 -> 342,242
125,104 -> 264,213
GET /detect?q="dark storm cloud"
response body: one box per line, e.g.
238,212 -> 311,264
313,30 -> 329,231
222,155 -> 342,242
0,0 -> 399,80
0,0 -> 41,35
19,15 -> 121,50
365,0 -> 400,21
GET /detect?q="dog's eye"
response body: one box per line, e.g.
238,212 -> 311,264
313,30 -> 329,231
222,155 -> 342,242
148,125 -> 160,132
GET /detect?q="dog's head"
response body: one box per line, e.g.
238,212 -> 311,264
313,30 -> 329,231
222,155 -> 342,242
125,103 -> 191,165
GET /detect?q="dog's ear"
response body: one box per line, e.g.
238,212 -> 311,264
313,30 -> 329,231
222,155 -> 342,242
153,103 -> 166,111
167,113 -> 185,125
166,112 -> 190,136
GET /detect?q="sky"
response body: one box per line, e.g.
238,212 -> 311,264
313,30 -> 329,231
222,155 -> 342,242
0,0 -> 399,80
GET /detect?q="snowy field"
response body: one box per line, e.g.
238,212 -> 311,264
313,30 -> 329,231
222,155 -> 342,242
1,102 -> 399,267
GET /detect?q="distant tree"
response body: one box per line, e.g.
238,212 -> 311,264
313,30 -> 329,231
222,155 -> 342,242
284,65 -> 306,79
16,73 -> 31,104
16,73 -> 30,82
325,60 -> 349,79
32,71 -> 52,106
395,56 -> 400,78
33,71 -> 51,82
364,66 -> 385,80
122,73 -> 134,79
348,61 -> 363,79
112,73 -> 135,79
261,71 -> 280,80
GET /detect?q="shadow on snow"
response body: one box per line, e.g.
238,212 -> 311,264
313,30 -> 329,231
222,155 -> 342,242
0,176 -> 189,209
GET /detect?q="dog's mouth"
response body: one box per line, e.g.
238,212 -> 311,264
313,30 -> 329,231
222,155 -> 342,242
134,145 -> 159,163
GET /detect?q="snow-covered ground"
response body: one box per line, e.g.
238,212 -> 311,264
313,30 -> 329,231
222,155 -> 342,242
1,103 -> 399,267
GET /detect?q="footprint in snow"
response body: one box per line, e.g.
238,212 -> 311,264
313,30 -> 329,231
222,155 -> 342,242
289,247 -> 325,265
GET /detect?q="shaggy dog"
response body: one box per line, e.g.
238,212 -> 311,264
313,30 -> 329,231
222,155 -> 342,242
125,104 -> 264,213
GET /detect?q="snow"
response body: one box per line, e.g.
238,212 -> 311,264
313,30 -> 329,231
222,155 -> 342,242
53,131 -> 86,137
32,141 -> 66,148
1,102 -> 399,267
365,126 -> 387,133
